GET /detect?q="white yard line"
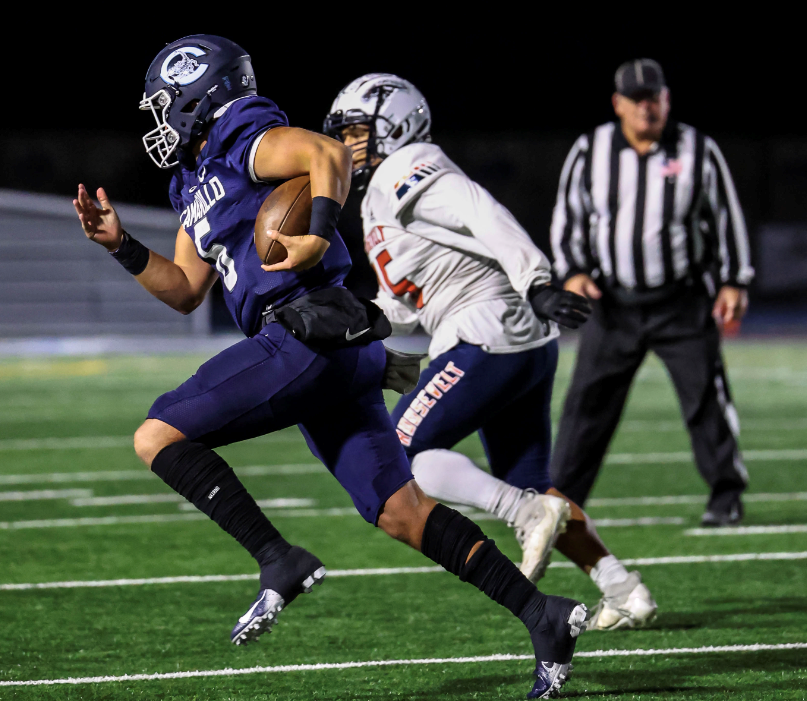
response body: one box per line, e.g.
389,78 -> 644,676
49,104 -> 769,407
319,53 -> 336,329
0,436 -> 132,451
0,489 -> 92,502
180,498 -> 316,510
605,449 -> 807,464
0,514 -> 207,530
619,552 -> 807,566
454,512 -> 684,527
2,551 -> 804,592
68,494 -> 313,508
0,464 -> 325,486
620,418 -> 807,432
632,366 -> 807,382
71,494 -> 182,506
593,517 -> 684,527
3,427 -> 806,457
587,492 -> 807,507
254,498 -> 316,509
0,566 -> 446,591
0,470 -> 162,485
686,524 -> 807,536
0,432 -> 302,452
0,510 -> 683,529
1,642 -> 805,686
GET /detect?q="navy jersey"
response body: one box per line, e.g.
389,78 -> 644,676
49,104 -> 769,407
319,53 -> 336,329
168,95 -> 352,335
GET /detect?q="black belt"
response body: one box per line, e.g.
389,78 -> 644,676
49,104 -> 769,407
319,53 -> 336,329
604,278 -> 697,307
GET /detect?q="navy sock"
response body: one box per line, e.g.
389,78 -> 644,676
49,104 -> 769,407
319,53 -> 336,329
151,440 -> 291,567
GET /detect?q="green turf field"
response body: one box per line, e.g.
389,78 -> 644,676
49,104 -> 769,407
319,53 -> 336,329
0,341 -> 805,700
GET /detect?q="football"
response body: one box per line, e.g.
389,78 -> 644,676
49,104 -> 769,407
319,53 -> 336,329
254,175 -> 313,266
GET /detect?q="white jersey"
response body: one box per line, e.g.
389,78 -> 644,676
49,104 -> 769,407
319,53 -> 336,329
361,142 -> 559,358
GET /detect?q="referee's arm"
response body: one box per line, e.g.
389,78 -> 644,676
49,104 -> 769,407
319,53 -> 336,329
550,135 -> 601,298
703,137 -> 755,322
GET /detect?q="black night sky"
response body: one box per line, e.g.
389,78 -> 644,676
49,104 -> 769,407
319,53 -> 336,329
3,17 -> 804,311
6,21 -> 802,139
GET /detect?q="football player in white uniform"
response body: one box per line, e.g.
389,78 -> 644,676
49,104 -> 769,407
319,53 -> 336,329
325,74 -> 657,631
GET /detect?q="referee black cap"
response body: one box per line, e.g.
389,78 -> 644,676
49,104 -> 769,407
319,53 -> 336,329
615,59 -> 666,99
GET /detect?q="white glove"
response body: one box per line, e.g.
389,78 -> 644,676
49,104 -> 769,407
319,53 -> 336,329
382,347 -> 426,394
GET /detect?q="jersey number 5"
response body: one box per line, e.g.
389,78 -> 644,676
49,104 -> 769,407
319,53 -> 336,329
193,217 -> 238,291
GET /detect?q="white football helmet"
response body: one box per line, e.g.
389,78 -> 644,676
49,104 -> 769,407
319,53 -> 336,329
324,73 -> 431,185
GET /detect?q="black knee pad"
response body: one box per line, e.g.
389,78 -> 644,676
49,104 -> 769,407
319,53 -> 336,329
420,503 -> 487,577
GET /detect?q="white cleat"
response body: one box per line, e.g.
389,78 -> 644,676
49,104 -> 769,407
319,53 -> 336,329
589,571 -> 657,631
514,491 -> 572,583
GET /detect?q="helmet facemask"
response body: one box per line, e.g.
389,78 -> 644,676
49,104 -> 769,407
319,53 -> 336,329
140,89 -> 181,169
325,76 -> 432,190
324,87 -> 394,191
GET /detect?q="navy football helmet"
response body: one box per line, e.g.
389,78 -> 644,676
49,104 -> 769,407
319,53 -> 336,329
140,35 -> 257,168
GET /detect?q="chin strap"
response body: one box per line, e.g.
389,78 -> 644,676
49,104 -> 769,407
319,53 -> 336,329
351,162 -> 379,192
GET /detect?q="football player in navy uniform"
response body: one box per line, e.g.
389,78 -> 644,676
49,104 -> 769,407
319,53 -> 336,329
72,36 -> 588,698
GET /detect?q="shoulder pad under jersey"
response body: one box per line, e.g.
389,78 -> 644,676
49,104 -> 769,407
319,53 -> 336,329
369,142 -> 464,218
204,95 -> 289,175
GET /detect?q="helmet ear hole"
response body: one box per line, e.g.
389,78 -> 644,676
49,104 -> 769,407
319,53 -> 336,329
390,125 -> 404,140
181,99 -> 200,113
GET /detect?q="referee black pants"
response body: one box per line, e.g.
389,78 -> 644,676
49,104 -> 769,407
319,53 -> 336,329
550,288 -> 747,510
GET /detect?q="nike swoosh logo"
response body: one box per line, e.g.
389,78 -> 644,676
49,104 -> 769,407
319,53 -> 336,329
345,327 -> 371,342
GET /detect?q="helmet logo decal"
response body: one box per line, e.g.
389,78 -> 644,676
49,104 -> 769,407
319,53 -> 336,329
363,81 -> 407,106
160,47 -> 209,86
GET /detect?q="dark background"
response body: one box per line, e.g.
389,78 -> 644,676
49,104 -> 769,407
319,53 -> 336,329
3,21 -> 806,329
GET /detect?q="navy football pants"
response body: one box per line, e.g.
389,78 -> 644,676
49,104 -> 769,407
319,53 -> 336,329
390,340 -> 559,493
148,324 -> 413,525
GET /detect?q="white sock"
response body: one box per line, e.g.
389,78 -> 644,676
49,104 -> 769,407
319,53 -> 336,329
590,555 -> 630,593
411,449 -> 523,522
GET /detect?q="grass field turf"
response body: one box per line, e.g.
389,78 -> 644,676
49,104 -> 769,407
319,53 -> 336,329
0,340 -> 805,699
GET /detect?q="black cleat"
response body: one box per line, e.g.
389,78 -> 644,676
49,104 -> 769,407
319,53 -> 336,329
527,596 -> 589,699
230,545 -> 326,645
701,493 -> 744,527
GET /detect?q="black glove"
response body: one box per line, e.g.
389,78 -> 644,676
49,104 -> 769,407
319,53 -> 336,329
528,284 -> 592,329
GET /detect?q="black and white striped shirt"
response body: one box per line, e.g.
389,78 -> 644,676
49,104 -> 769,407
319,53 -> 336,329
551,121 -> 754,294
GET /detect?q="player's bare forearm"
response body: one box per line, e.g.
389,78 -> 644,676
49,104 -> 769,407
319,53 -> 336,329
74,186 -> 209,313
132,250 -> 215,315
253,127 -> 352,204
307,136 -> 352,204
254,128 -> 350,272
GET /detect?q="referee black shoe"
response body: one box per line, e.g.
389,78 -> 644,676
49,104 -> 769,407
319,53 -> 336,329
701,493 -> 744,527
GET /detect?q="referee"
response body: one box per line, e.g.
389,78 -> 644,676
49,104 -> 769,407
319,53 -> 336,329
549,58 -> 754,526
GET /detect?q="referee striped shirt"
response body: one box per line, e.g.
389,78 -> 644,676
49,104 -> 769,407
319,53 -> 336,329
550,121 -> 754,293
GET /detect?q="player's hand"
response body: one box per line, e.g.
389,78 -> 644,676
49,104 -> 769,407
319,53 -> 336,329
260,231 -> 331,272
564,273 -> 602,300
73,185 -> 124,251
713,285 -> 748,326
529,283 -> 592,329
382,347 -> 426,395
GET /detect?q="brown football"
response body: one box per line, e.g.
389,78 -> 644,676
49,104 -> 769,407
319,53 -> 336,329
254,175 -> 312,266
